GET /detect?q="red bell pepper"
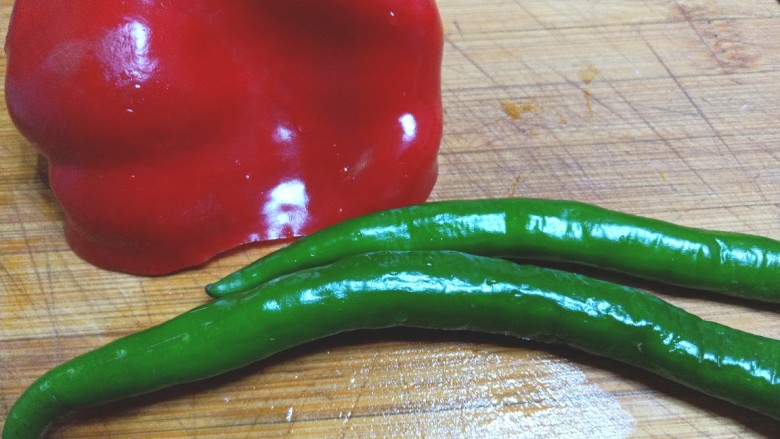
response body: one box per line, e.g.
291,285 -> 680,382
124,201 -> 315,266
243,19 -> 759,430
5,0 -> 443,275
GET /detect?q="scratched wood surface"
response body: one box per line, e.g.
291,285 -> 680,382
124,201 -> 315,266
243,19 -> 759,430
2,0 -> 780,437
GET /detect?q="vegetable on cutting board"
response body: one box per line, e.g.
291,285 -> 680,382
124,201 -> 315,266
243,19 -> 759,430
4,0 -> 443,275
5,251 -> 780,439
207,197 -> 780,302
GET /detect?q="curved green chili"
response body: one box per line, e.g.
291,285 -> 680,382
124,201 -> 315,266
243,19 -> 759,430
5,251 -> 780,438
206,198 -> 780,302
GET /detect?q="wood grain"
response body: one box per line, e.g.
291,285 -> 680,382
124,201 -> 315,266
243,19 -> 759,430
2,0 -> 779,437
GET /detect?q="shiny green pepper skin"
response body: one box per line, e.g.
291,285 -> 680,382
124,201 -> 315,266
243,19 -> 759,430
207,198 -> 780,301
5,251 -> 780,438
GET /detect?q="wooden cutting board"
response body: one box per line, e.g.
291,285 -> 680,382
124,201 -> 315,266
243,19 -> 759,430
2,0 -> 779,437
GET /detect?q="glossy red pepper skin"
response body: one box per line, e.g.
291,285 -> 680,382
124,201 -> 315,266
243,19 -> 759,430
5,0 -> 443,275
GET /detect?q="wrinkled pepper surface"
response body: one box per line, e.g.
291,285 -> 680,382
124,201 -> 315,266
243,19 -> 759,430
5,0 -> 443,275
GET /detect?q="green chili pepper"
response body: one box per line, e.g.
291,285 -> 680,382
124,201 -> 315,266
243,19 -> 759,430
206,198 -> 780,301
5,251 -> 780,438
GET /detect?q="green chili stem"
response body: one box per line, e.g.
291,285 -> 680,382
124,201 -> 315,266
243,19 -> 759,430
6,251 -> 780,438
206,198 -> 780,302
